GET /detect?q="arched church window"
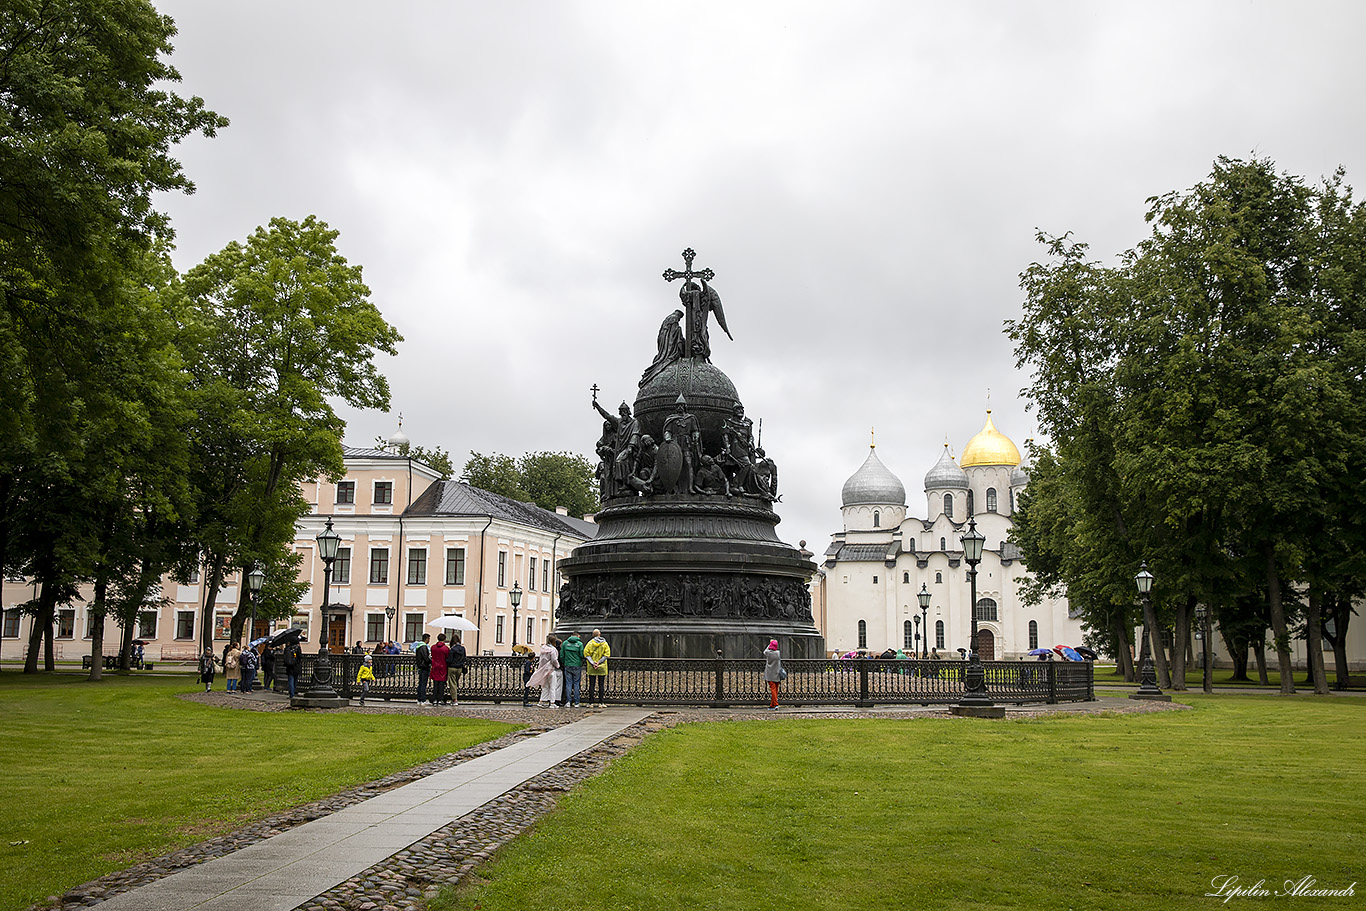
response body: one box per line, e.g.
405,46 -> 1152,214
904,620 -> 913,649
935,571 -> 942,583
873,510 -> 880,527
857,619 -> 867,650
974,598 -> 999,622
935,620 -> 945,649
943,494 -> 953,518
967,490 -> 975,515
939,536 -> 946,551
986,488 -> 998,512
902,571 -> 909,584
1028,620 -> 1039,650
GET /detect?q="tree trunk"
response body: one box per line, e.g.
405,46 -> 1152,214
87,571 -> 109,682
1169,597 -> 1192,691
200,553 -> 228,653
1328,596 -> 1351,689
1221,623 -> 1249,680
23,601 -> 45,674
1263,548 -> 1295,694
1141,596 -> 1171,688
1304,586 -> 1329,695
1252,639 -> 1269,686
1111,610 -> 1134,681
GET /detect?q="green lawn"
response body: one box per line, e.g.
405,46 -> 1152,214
440,696 -> 1364,911
0,672 -> 514,911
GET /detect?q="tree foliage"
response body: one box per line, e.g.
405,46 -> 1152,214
1009,157 -> 1366,693
462,451 -> 599,518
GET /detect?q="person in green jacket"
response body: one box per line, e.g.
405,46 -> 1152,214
560,631 -> 585,707
583,629 -> 611,706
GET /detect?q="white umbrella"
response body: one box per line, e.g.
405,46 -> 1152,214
427,614 -> 479,632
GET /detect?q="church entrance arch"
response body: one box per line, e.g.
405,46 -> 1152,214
976,628 -> 996,661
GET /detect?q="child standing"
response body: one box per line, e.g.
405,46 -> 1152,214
356,655 -> 376,705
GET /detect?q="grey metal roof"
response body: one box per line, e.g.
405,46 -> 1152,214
1010,464 -> 1030,487
404,481 -> 598,540
841,447 -> 906,507
343,445 -> 407,459
830,543 -> 895,562
924,445 -> 969,490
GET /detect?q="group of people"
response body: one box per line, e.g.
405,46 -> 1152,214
410,632 -> 466,706
198,637 -> 305,695
526,629 -> 611,707
354,640 -> 402,677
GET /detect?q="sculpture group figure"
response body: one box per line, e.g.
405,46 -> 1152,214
591,393 -> 777,501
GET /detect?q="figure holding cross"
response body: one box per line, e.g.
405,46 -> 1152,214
663,248 -> 732,361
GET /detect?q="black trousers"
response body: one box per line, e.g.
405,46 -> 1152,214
586,674 -> 606,703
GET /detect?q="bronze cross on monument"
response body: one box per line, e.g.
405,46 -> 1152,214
662,248 -> 715,358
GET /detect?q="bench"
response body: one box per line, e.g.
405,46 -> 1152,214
79,655 -> 154,670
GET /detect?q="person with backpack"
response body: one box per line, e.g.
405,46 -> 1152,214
199,646 -> 218,692
239,644 -> 260,693
283,638 -> 303,698
224,643 -> 241,692
415,633 -> 433,706
559,631 -> 585,707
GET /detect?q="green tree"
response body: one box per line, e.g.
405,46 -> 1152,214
461,451 -> 599,518
181,216 -> 402,647
374,435 -> 454,479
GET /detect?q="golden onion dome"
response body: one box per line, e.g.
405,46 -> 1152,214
960,411 -> 1021,468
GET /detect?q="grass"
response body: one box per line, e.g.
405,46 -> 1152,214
437,696 -> 1364,911
0,672 -> 514,911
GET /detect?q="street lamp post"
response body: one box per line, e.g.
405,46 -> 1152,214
509,582 -> 522,651
297,517 -> 345,705
385,605 -> 396,643
1131,562 -> 1170,701
1195,604 -> 1212,694
953,516 -> 999,715
913,615 -> 921,658
246,564 -> 265,645
917,583 -> 932,659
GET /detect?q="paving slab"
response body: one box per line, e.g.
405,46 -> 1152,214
87,707 -> 653,911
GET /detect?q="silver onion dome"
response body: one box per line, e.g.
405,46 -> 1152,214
924,445 -> 969,490
841,446 -> 906,507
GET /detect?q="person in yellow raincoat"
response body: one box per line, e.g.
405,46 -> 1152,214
356,655 -> 376,705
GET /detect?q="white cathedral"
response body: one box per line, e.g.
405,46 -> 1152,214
814,412 -> 1084,659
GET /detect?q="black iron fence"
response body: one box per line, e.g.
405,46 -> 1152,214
294,654 -> 1094,707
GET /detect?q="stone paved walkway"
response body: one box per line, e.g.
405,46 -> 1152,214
83,708 -> 653,911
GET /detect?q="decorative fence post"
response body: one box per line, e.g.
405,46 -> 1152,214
1046,661 -> 1058,704
712,649 -> 727,707
857,660 -> 871,707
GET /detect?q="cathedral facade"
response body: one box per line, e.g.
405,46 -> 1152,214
815,413 -> 1083,659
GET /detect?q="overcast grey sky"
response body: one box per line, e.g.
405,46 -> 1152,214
154,1 -> 1366,551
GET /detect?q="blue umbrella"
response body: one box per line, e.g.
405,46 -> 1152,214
1028,648 -> 1053,656
249,636 -> 270,647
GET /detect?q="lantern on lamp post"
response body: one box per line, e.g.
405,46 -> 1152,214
509,582 -> 523,651
917,582 -> 932,659
1131,561 -> 1169,701
1195,603 -> 1212,694
246,563 -> 265,644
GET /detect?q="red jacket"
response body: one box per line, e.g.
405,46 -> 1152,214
431,641 -> 450,682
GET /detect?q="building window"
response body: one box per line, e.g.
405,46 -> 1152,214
176,611 -> 195,639
986,488 -> 998,512
373,481 -> 393,505
334,547 -> 351,585
1028,620 -> 1039,651
83,609 -> 95,638
497,552 -> 507,588
974,598 -> 999,622
495,615 -> 505,644
526,617 -> 534,644
943,494 -> 953,518
904,620 -> 913,649
188,567 -> 200,584
336,481 -> 356,504
3,608 -> 19,638
543,560 -> 550,592
872,575 -> 878,585
56,609 -> 75,639
967,490 -> 975,515
936,620 -> 945,649
366,613 -> 386,641
940,537 -> 946,551
903,572 -> 909,584
404,613 -> 424,642
133,609 -> 158,639
935,571 -> 942,583
441,548 -> 464,586
370,548 -> 389,584
873,510 -> 880,527
407,548 -> 427,585
857,619 -> 867,650
529,557 -> 538,590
